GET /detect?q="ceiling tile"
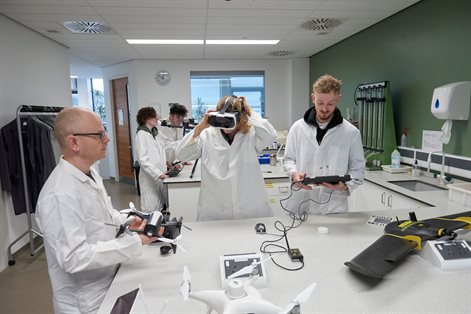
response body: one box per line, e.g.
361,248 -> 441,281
0,0 -> 421,69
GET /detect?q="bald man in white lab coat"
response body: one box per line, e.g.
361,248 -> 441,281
36,107 -> 158,314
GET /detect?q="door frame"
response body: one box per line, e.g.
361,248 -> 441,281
108,75 -> 135,183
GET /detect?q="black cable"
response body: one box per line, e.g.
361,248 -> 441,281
283,228 -> 291,251
259,220 -> 304,271
281,178 -> 363,221
259,177 -> 364,271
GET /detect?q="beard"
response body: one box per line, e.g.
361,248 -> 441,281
317,111 -> 333,123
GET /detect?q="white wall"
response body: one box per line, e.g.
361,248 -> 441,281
102,58 -> 309,179
76,78 -> 91,109
0,14 -> 71,272
289,58 -> 310,125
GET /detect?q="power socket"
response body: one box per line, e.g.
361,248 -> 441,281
419,239 -> 471,271
288,248 -> 304,262
434,240 -> 471,260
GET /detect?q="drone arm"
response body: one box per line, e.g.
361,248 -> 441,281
189,290 -> 229,314
223,297 -> 282,314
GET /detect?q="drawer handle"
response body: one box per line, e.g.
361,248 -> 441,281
279,186 -> 289,193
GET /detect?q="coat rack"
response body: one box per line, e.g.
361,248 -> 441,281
6,105 -> 63,265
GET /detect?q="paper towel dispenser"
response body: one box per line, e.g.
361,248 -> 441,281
431,81 -> 471,120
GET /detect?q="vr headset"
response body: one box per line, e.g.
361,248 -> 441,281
208,96 -> 242,130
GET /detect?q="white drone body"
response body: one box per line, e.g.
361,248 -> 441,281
180,265 -> 316,314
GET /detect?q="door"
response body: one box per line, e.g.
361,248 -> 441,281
111,77 -> 134,183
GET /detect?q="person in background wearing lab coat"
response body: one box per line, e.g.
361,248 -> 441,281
158,103 -> 188,141
157,103 -> 193,165
35,107 -> 158,314
136,107 -> 176,213
175,95 -> 277,221
283,74 -> 365,215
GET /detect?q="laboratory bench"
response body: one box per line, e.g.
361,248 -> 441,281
99,166 -> 471,313
165,162 -> 468,220
98,205 -> 471,313
358,169 -> 469,212
163,163 -> 290,221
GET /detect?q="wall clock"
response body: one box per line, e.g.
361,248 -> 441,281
155,70 -> 171,86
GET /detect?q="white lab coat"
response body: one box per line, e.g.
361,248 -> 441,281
283,118 -> 365,215
135,129 -> 171,212
175,112 -> 276,221
157,121 -> 183,163
36,158 -> 143,314
157,120 -> 184,141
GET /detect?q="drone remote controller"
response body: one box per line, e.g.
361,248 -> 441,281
219,253 -> 267,288
301,174 -> 351,185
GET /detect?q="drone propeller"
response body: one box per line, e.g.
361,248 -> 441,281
227,254 -> 277,279
119,202 -> 138,215
279,282 -> 317,314
157,235 -> 186,252
180,265 -> 191,301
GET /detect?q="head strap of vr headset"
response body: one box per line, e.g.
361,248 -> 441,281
221,95 -> 244,113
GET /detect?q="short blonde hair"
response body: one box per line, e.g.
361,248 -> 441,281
216,96 -> 251,134
312,74 -> 342,94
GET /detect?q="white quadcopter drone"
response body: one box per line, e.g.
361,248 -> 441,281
179,264 -> 317,314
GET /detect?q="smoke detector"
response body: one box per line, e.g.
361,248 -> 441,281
269,50 -> 295,57
63,21 -> 114,34
300,18 -> 345,31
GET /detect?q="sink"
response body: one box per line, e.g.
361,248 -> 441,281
387,180 -> 447,192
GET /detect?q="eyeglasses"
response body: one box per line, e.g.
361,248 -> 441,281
73,131 -> 108,142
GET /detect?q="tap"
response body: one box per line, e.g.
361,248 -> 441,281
427,151 -> 446,184
276,144 -> 284,164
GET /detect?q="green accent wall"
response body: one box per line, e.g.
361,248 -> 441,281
309,0 -> 471,157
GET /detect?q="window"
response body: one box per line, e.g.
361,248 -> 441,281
190,71 -> 265,122
90,78 -> 105,122
70,77 -> 79,106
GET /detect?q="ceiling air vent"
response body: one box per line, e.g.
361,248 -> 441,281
300,18 -> 344,31
269,50 -> 295,57
63,21 -> 113,34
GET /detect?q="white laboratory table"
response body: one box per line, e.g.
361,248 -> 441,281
98,205 -> 471,313
163,163 -> 290,221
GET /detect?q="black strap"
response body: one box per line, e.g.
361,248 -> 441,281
220,95 -> 238,113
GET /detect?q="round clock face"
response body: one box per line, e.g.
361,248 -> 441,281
155,70 -> 171,86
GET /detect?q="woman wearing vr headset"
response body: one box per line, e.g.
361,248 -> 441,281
175,95 -> 277,221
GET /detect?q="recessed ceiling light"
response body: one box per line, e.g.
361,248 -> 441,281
126,39 -> 203,44
205,40 -> 279,45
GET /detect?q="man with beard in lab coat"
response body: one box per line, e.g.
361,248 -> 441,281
36,107 -> 158,314
175,95 -> 277,221
283,74 -> 365,215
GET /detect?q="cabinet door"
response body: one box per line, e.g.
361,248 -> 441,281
265,178 -> 291,216
386,189 -> 429,209
351,180 -> 430,211
349,181 -> 386,212
166,182 -> 200,222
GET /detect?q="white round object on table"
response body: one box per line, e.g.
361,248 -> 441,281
317,226 -> 329,234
